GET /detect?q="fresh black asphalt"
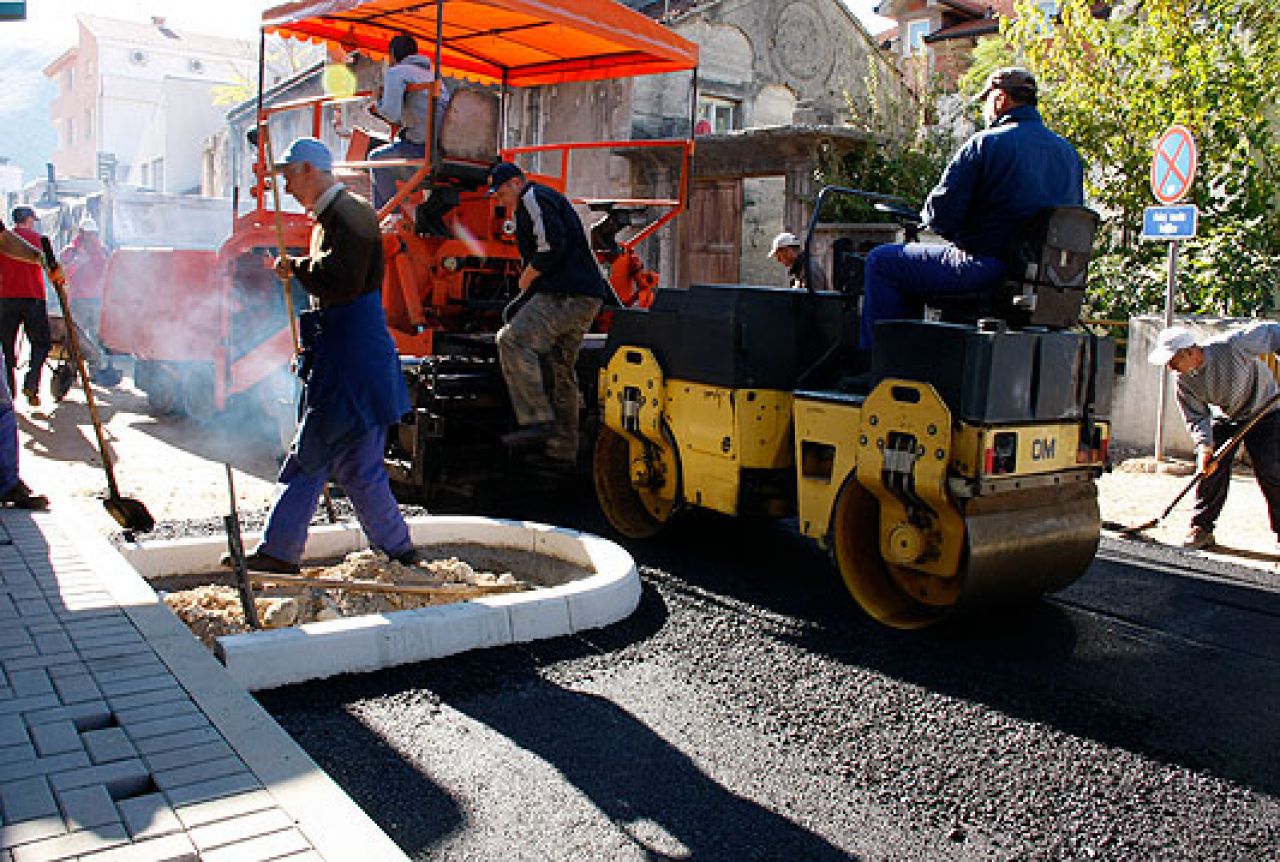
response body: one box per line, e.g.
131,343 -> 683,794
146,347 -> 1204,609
232,492 -> 1280,861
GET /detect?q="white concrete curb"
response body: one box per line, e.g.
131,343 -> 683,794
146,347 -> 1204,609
117,516 -> 641,691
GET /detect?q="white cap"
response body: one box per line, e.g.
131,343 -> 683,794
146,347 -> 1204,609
768,231 -> 801,258
80,216 -> 99,232
1147,326 -> 1198,365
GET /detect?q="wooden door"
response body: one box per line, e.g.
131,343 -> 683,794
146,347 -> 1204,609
678,178 -> 742,288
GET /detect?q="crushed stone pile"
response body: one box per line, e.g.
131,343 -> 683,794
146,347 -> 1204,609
163,549 -> 525,647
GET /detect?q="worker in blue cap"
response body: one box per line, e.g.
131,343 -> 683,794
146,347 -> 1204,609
229,136 -> 414,573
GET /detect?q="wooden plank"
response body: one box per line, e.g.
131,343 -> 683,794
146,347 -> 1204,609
247,572 -> 524,598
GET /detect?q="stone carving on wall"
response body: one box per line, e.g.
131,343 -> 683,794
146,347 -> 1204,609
772,2 -> 833,84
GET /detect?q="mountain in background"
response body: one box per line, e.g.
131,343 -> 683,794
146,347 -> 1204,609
0,45 -> 59,185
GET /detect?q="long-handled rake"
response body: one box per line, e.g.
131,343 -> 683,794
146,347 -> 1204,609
42,245 -> 154,533
1112,391 -> 1280,537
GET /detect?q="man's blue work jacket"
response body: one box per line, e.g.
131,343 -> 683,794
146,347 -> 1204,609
293,290 -> 409,475
513,182 -> 609,300
922,105 -> 1084,259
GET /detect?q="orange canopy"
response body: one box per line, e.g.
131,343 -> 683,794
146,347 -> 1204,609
262,0 -> 698,86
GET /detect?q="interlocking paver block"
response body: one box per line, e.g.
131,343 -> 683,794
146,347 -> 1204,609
0,694 -> 57,717
154,757 -> 250,794
198,826 -> 312,862
133,726 -> 223,757
186,807 -> 294,853
113,699 -> 198,727
50,674 -> 100,705
0,777 -> 57,823
91,661 -> 168,686
0,817 -> 65,852
24,701 -> 110,729
0,716 -> 24,747
143,740 -> 234,774
171,789 -> 274,830
3,653 -> 79,674
30,633 -> 72,656
27,720 -> 81,757
77,831 -> 198,862
103,686 -> 186,713
5,670 -> 52,699
82,728 -> 136,765
98,674 -> 178,700
122,713 -> 208,741
0,750 -> 89,782
56,784 -> 120,830
0,742 -> 35,764
47,759 -> 151,799
8,821 -> 127,862
163,772 -> 261,810
116,792 -> 183,841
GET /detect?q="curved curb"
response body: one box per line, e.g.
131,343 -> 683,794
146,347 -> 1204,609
119,516 -> 640,691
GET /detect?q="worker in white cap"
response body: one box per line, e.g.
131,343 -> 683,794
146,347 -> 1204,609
1147,323 -> 1280,549
768,231 -> 828,291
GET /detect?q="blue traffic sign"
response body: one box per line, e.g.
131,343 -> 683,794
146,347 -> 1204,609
1151,125 -> 1197,204
1142,205 -> 1198,240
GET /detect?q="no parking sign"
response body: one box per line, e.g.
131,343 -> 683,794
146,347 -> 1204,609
1150,125 -> 1197,205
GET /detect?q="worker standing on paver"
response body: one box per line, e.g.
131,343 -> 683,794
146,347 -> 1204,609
0,206 -> 60,407
1147,323 -> 1280,550
768,231 -> 829,291
0,219 -> 51,509
232,137 -> 414,573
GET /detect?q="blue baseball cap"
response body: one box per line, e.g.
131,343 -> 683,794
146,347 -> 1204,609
277,137 -> 333,173
487,161 -> 524,194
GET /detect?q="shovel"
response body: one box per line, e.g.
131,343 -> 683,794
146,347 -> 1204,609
1114,391 -> 1280,537
43,250 -> 155,533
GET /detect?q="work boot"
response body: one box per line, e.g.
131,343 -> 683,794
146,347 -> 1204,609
392,548 -> 419,567
0,480 -> 49,511
1182,525 -> 1215,550
501,421 -> 556,448
220,549 -> 300,575
22,387 -> 39,408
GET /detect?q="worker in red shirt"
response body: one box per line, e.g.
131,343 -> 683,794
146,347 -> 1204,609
61,215 -> 109,345
0,207 -> 61,406
0,218 -> 50,509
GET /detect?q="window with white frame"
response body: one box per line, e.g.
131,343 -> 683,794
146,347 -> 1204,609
696,95 -> 741,134
905,20 -> 931,56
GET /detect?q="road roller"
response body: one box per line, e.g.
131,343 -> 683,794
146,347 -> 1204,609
593,193 -> 1113,628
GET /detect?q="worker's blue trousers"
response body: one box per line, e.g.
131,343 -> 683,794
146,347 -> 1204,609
258,425 -> 412,564
859,242 -> 1005,349
0,360 -> 18,497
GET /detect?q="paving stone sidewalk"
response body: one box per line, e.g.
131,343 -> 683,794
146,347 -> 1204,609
0,509 -> 408,862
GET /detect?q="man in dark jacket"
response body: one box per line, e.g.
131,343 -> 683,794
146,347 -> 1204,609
489,162 -> 608,462
235,137 -> 414,574
859,67 -> 1084,349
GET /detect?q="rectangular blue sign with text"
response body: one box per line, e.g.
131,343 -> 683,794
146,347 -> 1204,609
0,2 -> 25,20
1142,205 -> 1198,240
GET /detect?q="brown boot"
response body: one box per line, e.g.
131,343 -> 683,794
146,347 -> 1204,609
0,481 -> 50,511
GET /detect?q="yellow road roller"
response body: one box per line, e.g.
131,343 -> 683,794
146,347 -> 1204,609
594,199 -> 1112,628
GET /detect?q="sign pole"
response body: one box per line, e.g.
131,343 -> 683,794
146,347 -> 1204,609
1145,124 -> 1198,463
1154,240 -> 1179,462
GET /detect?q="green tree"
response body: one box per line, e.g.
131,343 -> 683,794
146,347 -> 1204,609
1000,0 -> 1280,317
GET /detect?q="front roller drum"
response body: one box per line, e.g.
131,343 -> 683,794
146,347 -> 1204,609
830,478 -> 1100,629
593,427 -> 675,539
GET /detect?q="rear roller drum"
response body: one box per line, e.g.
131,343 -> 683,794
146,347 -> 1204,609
593,427 -> 674,539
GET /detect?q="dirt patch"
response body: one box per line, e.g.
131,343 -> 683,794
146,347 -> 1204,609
159,543 -> 594,648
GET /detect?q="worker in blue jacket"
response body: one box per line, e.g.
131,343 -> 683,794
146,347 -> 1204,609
236,138 -> 414,574
489,161 -> 609,462
859,67 -> 1084,349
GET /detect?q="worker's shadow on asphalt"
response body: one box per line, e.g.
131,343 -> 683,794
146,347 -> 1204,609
450,677 -> 857,861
